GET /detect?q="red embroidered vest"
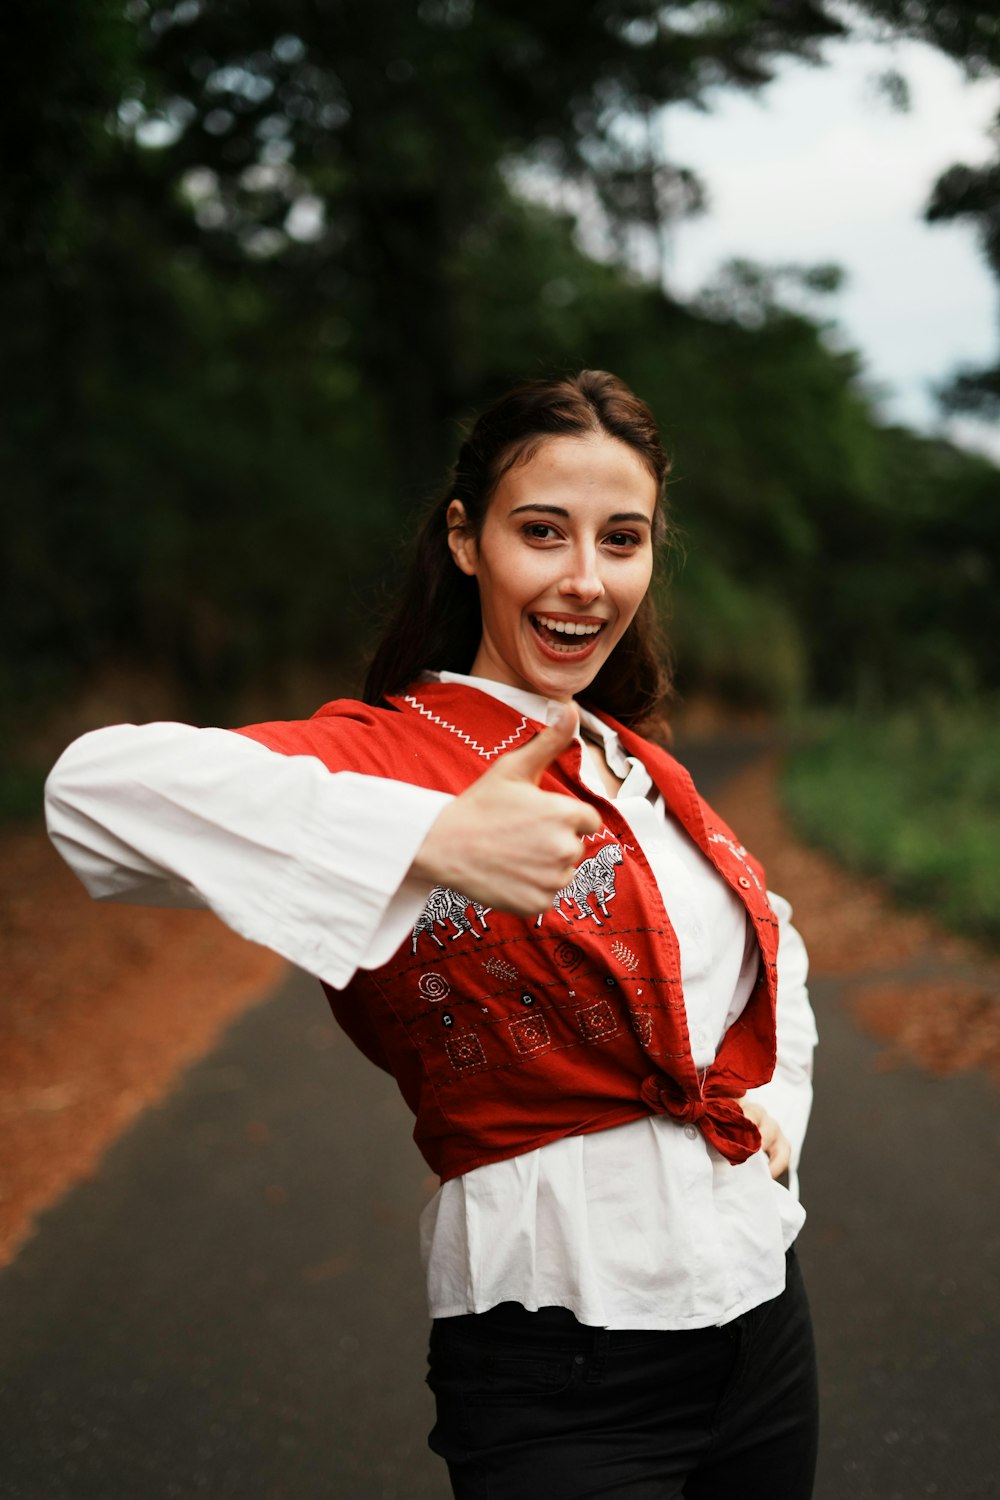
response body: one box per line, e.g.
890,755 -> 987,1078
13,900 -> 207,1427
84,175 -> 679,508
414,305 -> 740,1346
236,680 -> 779,1183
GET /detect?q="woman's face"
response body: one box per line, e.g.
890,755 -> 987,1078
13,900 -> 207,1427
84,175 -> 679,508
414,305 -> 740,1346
447,433 -> 658,703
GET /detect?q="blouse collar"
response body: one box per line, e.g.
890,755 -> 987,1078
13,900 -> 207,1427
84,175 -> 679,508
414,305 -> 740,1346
429,669 -> 638,786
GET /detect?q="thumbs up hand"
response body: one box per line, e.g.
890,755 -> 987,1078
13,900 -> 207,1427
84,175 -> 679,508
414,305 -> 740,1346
411,704 -> 602,917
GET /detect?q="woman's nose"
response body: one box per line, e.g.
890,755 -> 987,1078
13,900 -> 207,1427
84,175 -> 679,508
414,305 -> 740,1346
558,548 -> 605,603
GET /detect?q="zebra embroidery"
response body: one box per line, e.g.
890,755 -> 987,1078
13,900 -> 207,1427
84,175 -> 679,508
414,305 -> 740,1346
536,844 -> 624,928
412,886 -> 492,953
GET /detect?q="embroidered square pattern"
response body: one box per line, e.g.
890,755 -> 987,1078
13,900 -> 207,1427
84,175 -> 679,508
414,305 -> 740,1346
575,1000 -> 619,1042
509,1014 -> 552,1055
445,1032 -> 489,1071
628,1008 -> 655,1046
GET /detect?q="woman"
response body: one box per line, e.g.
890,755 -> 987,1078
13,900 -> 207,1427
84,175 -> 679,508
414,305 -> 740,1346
46,370 -> 819,1498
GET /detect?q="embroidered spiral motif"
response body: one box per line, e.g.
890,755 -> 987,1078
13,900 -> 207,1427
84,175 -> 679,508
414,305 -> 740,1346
553,941 -> 584,972
418,972 -> 450,1001
611,939 -> 639,973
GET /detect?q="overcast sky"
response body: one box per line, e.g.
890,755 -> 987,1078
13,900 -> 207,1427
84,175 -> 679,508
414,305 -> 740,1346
656,31 -> 998,458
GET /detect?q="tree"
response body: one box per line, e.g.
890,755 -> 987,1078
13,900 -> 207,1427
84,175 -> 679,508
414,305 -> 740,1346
126,0 -> 850,490
3,0 -> 998,723
849,2 -> 1000,412
926,156 -> 1000,413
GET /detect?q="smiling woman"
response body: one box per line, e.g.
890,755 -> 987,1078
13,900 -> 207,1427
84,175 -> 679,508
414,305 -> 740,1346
364,370 -> 672,727
45,370 -> 819,1499
446,433 -> 657,702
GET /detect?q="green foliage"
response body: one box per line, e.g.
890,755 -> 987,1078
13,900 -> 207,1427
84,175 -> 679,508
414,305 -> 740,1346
926,158 -> 1000,413
610,285 -> 1000,708
1,226 -> 395,712
3,0 -> 136,271
782,705 -> 1000,947
663,558 -> 809,710
2,0 -> 999,735
119,0 -> 854,487
849,2 -> 999,76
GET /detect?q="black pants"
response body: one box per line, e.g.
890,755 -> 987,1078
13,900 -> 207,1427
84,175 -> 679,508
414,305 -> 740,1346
427,1249 -> 818,1499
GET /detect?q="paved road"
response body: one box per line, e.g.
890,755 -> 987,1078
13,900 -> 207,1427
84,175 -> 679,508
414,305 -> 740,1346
1,747 -> 998,1499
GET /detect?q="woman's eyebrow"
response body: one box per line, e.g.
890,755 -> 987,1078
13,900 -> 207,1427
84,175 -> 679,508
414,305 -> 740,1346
508,503 -> 651,526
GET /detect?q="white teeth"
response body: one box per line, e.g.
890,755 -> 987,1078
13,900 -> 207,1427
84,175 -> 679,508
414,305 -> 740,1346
534,615 -> 603,637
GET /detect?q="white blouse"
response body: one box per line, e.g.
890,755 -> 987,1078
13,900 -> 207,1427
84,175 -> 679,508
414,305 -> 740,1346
45,671 -> 816,1331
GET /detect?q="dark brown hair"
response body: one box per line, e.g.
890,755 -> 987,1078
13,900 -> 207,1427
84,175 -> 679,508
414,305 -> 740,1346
362,369 -> 673,727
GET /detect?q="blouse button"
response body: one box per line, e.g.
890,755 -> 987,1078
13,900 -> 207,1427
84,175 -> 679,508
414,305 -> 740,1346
683,1125 -> 698,1141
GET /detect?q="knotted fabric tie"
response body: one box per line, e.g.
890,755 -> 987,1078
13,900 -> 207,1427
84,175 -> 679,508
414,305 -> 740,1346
640,1073 -> 761,1166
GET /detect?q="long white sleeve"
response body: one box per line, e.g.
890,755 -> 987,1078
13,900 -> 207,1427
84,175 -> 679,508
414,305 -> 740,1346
44,722 -> 452,988
743,889 -> 817,1196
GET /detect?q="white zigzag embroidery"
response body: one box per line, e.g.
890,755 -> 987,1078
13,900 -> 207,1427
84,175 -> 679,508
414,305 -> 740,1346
403,695 -> 530,760
583,825 -> 636,850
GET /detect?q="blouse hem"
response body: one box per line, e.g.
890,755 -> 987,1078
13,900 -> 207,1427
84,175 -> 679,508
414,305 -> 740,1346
427,1270 -> 791,1332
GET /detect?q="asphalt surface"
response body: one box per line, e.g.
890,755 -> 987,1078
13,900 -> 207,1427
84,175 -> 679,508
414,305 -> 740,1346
1,745 -> 998,1499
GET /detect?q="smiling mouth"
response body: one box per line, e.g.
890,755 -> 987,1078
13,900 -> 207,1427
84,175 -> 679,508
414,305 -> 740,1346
529,614 -> 608,655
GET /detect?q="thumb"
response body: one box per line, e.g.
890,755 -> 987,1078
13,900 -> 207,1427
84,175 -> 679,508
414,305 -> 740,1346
497,703 -> 579,783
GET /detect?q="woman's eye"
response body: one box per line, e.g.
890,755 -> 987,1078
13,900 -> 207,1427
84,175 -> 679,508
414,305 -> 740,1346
519,522 -> 643,548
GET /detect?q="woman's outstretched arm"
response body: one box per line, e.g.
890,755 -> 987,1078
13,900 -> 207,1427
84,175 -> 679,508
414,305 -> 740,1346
45,721 -> 451,987
45,706 -> 600,988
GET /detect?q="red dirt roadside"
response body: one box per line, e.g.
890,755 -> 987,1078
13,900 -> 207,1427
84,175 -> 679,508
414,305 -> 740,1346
0,822 -> 284,1269
712,752 -> 1000,1083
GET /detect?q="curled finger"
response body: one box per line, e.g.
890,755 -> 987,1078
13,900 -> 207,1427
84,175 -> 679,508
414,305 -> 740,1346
767,1134 -> 792,1180
562,798 -> 602,837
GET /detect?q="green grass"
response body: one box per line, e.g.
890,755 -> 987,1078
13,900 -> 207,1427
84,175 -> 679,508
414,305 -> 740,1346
782,704 -> 1000,949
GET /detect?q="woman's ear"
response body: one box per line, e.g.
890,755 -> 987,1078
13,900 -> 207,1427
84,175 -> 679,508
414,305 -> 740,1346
446,499 -> 478,577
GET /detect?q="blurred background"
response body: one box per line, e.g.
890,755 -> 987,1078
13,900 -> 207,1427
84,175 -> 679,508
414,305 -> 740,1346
2,4 -> 999,1497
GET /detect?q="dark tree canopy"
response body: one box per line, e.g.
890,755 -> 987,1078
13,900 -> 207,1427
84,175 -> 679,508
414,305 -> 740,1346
122,0 -> 853,485
1,0 -> 998,730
